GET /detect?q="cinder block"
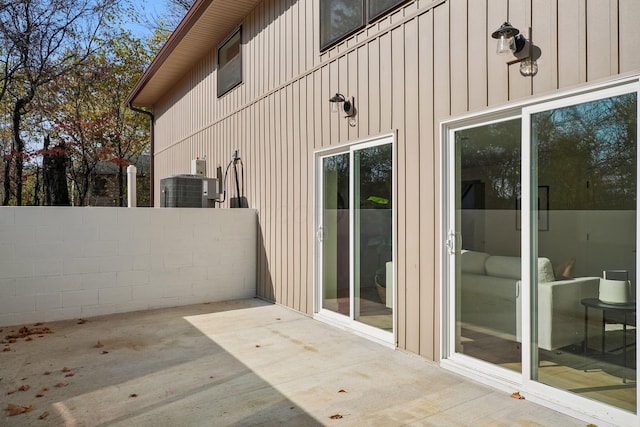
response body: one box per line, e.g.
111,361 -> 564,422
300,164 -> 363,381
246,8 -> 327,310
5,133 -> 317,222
64,258 -> 101,275
163,251 -> 193,269
0,278 -> 16,297
33,307 -> 82,323
0,295 -> 35,314
84,240 -> 119,258
99,286 -> 132,305
0,313 -> 23,327
0,259 -> 33,279
63,289 -> 98,307
98,223 -> 133,241
0,207 -> 15,227
117,270 -> 149,287
64,225 -> 99,243
82,207 -> 117,226
33,259 -> 63,277
30,275 -> 82,294
80,272 -> 118,289
81,303 -> 117,318
34,224 -> 66,242
132,255 -> 152,271
36,293 -> 62,311
118,239 -> 150,256
132,284 -> 164,301
100,256 -> 134,273
163,281 -> 191,298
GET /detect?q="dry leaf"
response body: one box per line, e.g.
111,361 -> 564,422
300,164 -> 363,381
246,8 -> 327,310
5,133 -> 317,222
329,414 -> 343,419
62,367 -> 72,373
39,411 -> 49,419
42,387 -> 49,391
511,391 -> 525,400
209,375 -> 215,379
7,385 -> 30,395
586,424 -> 597,427
2,347 -> 10,352
101,350 -> 109,354
255,344 -> 261,348
65,373 -> 74,378
25,337 -> 33,342
34,323 -> 43,326
77,319 -> 87,324
43,371 -> 51,376
54,382 -> 68,388
276,317 -> 281,320
35,394 -> 44,398
6,403 -> 32,416
338,389 -> 347,393
95,341 -> 104,348
129,393 -> 138,398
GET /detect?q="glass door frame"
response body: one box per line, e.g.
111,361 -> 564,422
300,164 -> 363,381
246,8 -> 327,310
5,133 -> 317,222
314,132 -> 396,347
440,76 -> 640,427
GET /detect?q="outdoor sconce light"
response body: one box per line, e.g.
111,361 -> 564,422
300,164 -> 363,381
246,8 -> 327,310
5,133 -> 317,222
491,22 -> 538,77
329,93 -> 357,126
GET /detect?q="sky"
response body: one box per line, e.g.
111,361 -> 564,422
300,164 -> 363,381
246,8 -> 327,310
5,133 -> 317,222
122,0 -> 175,39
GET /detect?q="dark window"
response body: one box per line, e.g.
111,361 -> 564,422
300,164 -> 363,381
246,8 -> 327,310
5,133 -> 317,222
218,28 -> 242,97
320,0 -> 408,51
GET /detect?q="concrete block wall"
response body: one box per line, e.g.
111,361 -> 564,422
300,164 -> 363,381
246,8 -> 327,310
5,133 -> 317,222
0,207 -> 257,326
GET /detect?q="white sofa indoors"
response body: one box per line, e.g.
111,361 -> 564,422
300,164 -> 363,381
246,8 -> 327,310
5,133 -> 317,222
460,250 -> 599,351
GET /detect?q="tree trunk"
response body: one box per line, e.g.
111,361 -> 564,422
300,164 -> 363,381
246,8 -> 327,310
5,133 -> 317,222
2,154 -> 11,205
43,136 -> 70,206
118,164 -> 124,206
12,97 -> 28,206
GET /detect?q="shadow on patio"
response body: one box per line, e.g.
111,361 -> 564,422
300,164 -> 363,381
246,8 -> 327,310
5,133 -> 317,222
1,298 -> 584,426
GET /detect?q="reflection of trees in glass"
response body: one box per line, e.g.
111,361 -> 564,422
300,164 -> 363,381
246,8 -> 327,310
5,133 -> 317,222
534,93 -> 637,210
323,154 -> 350,209
357,144 -> 392,209
320,0 -> 364,48
369,0 -> 405,19
458,119 -> 521,209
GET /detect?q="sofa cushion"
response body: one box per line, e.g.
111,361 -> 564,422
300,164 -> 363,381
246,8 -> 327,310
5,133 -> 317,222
460,250 -> 490,274
537,258 -> 555,283
485,256 -> 520,279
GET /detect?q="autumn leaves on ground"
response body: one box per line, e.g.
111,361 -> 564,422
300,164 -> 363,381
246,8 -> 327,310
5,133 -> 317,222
1,319 -> 112,421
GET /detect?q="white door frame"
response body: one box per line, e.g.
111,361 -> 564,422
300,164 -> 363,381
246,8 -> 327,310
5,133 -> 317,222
440,76 -> 640,427
313,132 -> 397,347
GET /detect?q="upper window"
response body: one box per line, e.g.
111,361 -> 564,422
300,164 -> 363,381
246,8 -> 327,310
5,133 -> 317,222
217,27 -> 242,97
320,0 -> 409,51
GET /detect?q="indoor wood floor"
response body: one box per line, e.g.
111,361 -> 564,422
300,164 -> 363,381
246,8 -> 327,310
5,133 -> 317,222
461,327 -> 637,413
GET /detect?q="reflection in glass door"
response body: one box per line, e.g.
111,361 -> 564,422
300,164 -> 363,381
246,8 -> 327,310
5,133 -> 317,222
320,153 -> 350,316
530,91 -> 637,413
317,136 -> 394,339
450,119 -> 522,371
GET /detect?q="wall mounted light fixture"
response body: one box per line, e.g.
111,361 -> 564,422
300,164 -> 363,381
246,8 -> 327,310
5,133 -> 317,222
491,22 -> 538,77
329,93 -> 356,126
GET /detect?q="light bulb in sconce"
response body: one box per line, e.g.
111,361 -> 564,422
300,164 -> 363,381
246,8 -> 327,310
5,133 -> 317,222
520,59 -> 538,77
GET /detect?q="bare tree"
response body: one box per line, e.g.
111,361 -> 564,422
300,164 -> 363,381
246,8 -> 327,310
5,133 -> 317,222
0,0 -> 120,205
146,0 -> 194,34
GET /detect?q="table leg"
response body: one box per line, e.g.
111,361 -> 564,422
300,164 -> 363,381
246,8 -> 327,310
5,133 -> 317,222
602,309 -> 606,354
584,305 -> 588,369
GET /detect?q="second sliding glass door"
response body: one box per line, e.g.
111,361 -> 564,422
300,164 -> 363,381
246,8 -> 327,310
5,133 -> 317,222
316,135 -> 394,341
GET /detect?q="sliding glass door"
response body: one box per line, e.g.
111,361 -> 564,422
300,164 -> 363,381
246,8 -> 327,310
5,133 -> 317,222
444,81 -> 638,424
527,89 -> 637,414
316,135 -> 394,342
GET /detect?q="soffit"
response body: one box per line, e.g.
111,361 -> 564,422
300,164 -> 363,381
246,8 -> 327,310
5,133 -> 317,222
127,0 -> 261,107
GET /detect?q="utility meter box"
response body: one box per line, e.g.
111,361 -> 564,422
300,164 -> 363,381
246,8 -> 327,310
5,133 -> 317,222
160,175 -> 218,208
191,158 -> 206,176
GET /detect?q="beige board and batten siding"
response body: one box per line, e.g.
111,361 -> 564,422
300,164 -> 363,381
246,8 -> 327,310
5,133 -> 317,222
150,0 -> 640,361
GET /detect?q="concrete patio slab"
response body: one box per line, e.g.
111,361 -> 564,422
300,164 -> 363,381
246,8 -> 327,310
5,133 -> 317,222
0,298 -> 585,426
